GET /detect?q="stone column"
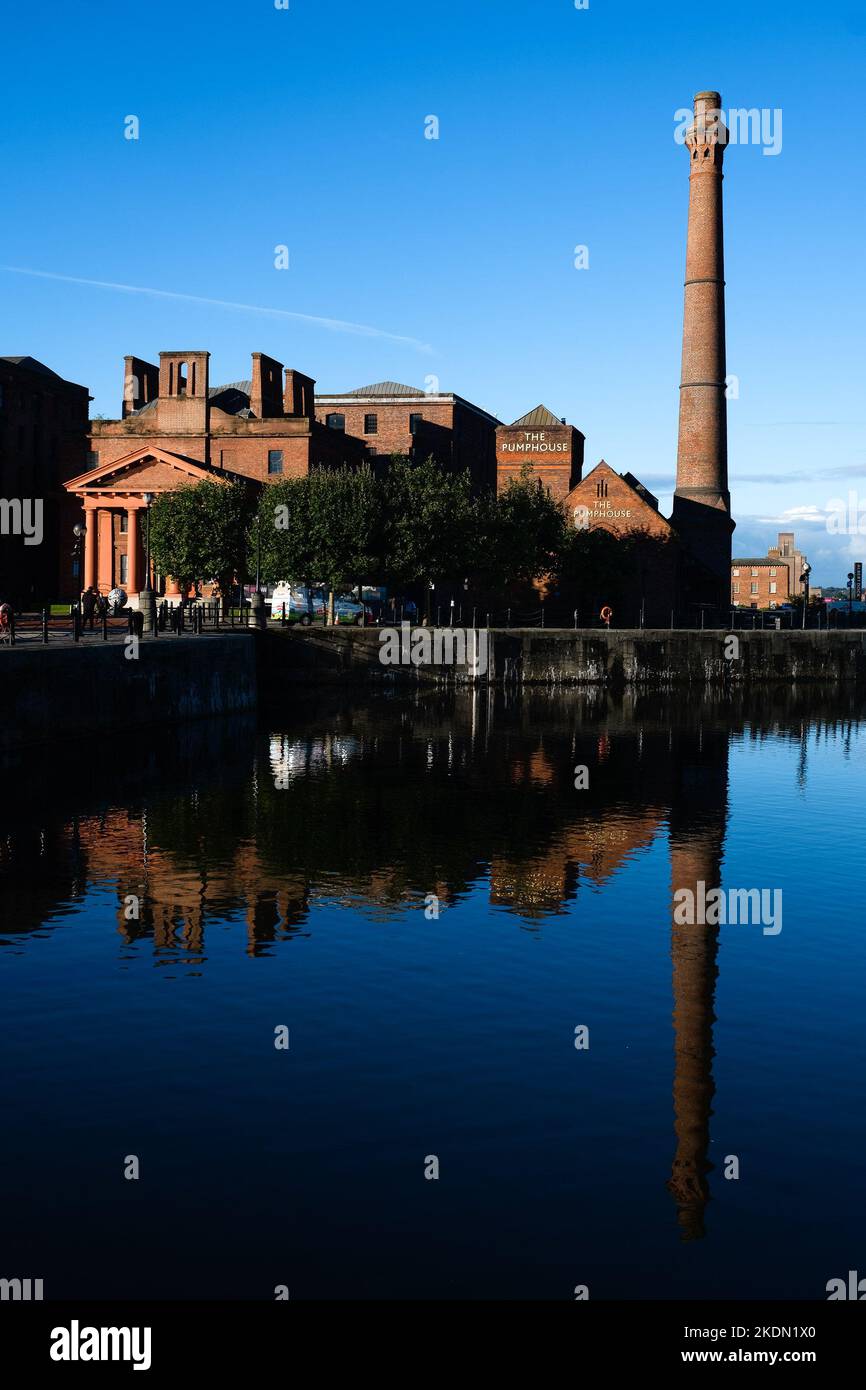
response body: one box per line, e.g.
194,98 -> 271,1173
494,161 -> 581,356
97,508 -> 114,593
126,507 -> 139,594
83,506 -> 98,590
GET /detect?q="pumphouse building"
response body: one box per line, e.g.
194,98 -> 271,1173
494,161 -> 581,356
495,406 -> 585,501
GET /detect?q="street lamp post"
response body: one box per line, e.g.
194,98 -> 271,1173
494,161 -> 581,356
140,492 -> 156,635
72,523 -> 86,593
72,523 -> 86,636
847,571 -> 854,621
249,513 -> 266,630
800,563 -> 811,630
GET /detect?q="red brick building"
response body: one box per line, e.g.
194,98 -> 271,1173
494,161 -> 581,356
564,461 -> 680,620
64,350 -> 364,601
0,355 -> 90,607
731,533 -> 809,608
496,405 -> 584,501
564,461 -> 670,540
313,381 -> 499,491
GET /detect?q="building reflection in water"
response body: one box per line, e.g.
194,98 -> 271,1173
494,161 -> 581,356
1,687 -> 861,1239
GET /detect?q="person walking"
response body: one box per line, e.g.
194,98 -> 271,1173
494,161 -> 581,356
0,600 -> 13,646
81,586 -> 96,630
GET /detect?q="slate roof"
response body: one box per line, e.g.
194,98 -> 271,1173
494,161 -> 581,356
0,355 -> 63,379
338,381 -> 427,398
509,404 -> 565,428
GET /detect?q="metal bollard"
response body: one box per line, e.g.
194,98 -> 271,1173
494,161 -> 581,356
42,608 -> 49,644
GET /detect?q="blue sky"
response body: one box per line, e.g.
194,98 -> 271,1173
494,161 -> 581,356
2,0 -> 864,584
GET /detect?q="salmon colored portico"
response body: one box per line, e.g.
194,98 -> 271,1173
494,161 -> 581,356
63,446 -> 241,602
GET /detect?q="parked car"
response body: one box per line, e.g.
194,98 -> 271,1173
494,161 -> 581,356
267,584 -> 367,625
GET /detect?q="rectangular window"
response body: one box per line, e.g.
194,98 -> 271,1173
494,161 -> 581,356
732,583 -> 740,594
409,413 -> 423,435
750,582 -> 758,595
268,450 -> 284,475
87,450 -> 99,468
119,512 -> 128,534
769,582 -> 777,594
751,569 -> 758,578
364,413 -> 378,435
770,567 -> 777,577
367,446 -> 378,456
119,553 -> 128,584
732,568 -> 740,577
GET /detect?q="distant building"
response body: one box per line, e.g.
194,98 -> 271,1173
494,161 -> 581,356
731,532 -> 810,608
313,381 -> 499,492
0,356 -> 90,606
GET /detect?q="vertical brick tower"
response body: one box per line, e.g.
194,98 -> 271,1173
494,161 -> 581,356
672,91 -> 735,609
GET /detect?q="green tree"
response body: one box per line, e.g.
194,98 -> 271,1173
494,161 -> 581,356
382,455 -> 476,600
257,468 -> 383,622
149,481 -> 252,612
258,476 -> 315,589
308,466 -> 383,621
477,466 -> 568,591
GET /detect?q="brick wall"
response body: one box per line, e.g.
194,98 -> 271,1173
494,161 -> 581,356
496,423 -> 583,501
731,562 -> 790,608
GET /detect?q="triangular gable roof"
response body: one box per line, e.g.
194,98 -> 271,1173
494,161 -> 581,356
1,355 -> 63,379
509,404 -> 565,429
565,461 -> 676,534
64,446 -> 242,492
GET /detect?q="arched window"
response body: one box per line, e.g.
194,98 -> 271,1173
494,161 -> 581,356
326,413 -> 345,431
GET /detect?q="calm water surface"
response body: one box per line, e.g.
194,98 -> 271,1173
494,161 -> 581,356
1,687 -> 864,1300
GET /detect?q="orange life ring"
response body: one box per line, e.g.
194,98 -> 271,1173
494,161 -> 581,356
600,605 -> 613,624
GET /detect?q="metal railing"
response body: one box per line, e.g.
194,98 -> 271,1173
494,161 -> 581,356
3,599 -> 863,649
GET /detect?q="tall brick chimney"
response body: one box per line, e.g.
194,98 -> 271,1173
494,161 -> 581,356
672,91 -> 734,603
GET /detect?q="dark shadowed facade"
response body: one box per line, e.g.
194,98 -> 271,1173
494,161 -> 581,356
0,356 -> 90,607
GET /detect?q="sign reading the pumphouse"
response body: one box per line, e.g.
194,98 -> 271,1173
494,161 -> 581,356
498,430 -> 570,455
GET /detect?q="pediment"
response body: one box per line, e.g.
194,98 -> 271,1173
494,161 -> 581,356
65,447 -> 220,495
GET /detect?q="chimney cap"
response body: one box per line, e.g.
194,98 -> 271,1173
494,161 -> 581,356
694,90 -> 722,104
